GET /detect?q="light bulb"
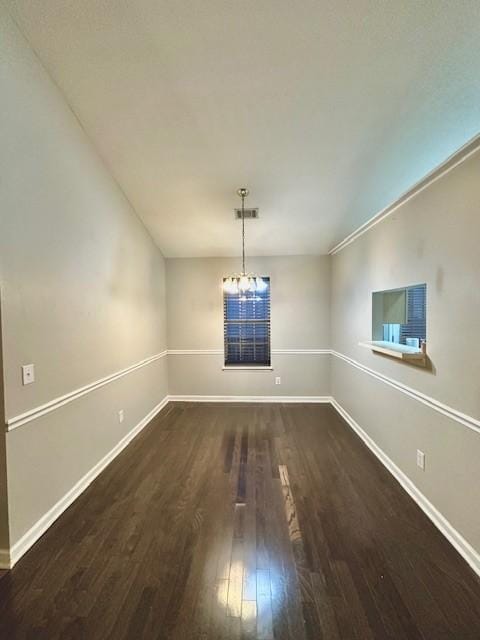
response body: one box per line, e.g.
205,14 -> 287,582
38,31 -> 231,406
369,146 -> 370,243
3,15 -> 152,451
239,275 -> 249,292
248,277 -> 257,292
223,277 -> 238,294
255,277 -> 267,292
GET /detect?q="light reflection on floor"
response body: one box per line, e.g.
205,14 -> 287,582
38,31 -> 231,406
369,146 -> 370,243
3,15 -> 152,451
213,465 -> 299,636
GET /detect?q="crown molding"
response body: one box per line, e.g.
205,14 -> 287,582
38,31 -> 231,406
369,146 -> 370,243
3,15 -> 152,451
329,133 -> 480,255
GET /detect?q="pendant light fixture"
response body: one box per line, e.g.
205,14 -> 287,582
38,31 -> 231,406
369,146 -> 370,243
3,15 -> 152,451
223,188 -> 267,295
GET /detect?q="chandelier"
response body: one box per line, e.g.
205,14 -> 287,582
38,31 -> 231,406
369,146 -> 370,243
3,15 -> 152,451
223,188 -> 267,294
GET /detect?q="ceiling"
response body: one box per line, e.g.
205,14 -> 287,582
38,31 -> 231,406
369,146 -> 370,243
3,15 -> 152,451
7,1 -> 480,256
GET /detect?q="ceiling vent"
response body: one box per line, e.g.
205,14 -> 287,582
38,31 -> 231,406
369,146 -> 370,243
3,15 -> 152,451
234,208 -> 259,219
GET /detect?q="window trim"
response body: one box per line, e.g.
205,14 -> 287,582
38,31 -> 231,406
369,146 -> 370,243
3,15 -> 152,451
222,365 -> 274,371
366,282 -> 428,367
223,276 -> 271,367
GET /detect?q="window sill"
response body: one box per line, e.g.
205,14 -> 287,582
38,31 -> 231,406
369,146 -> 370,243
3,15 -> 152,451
222,366 -> 273,371
359,341 -> 427,367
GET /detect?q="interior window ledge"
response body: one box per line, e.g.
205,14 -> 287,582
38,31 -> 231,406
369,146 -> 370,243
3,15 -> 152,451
222,366 -> 274,371
359,341 -> 427,367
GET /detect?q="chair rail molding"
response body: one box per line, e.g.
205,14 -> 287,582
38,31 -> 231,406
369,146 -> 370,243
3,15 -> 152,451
169,395 -> 332,403
332,350 -> 480,435
7,349 -> 479,436
167,348 -> 330,355
6,351 -> 168,431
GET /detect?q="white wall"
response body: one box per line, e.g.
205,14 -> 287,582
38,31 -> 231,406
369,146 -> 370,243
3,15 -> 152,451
0,7 -> 167,553
331,145 -> 480,559
2,0 -> 479,577
167,256 -> 331,398
0,304 -> 8,556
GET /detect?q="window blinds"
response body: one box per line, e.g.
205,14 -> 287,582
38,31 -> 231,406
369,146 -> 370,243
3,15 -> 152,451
400,284 -> 427,344
223,278 -> 271,366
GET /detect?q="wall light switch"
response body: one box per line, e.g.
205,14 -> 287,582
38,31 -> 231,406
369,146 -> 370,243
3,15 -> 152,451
416,449 -> 425,470
118,409 -> 124,423
275,376 -> 281,385
22,364 -> 35,385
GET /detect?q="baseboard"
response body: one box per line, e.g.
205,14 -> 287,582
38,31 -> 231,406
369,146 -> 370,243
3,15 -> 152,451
8,395 -> 169,568
168,395 -> 333,403
5,394 -> 479,579
0,548 -> 10,570
331,398 -> 480,578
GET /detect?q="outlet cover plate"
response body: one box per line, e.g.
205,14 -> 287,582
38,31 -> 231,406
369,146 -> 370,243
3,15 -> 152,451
416,449 -> 425,470
22,364 -> 35,385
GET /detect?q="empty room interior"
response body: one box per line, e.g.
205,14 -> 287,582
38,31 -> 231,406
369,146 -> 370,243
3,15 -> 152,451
1,1 -> 480,638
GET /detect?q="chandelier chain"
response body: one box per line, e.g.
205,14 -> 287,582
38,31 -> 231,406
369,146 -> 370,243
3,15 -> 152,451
241,191 -> 246,274
223,187 -> 264,295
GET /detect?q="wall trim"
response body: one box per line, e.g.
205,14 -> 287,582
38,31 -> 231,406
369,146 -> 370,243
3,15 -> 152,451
7,396 -> 169,568
11,348 -> 478,435
4,395 -> 479,578
169,395 -> 333,403
272,348 -> 330,355
6,349 -> 329,431
167,349 -> 330,355
168,349 -> 480,434
0,548 -> 10,570
6,350 -> 168,431
329,133 -> 480,255
168,349 -> 222,355
331,398 -> 480,578
332,350 -> 480,435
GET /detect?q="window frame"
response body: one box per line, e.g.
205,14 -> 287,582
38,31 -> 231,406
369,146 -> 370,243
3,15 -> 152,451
363,282 -> 428,366
223,276 -> 272,369
372,283 -> 427,348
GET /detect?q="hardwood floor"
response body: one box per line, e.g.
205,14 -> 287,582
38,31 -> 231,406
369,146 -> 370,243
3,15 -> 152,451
0,402 -> 479,639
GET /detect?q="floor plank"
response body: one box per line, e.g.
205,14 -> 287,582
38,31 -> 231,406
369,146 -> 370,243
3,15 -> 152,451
0,402 -> 479,639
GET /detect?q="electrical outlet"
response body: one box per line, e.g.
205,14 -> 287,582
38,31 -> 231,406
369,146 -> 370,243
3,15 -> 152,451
416,449 -> 425,470
275,376 -> 281,385
118,409 -> 124,423
22,364 -> 35,385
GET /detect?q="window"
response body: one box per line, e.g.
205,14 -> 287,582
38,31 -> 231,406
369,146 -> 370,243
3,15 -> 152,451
373,283 -> 427,348
399,284 -> 427,346
223,277 -> 271,367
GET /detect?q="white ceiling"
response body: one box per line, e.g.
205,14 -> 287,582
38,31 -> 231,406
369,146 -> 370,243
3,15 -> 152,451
7,1 -> 480,256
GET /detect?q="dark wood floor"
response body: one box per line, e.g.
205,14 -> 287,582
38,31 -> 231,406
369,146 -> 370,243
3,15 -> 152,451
1,403 -> 479,639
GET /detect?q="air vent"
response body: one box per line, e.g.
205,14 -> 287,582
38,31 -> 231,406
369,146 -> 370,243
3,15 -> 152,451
234,208 -> 259,219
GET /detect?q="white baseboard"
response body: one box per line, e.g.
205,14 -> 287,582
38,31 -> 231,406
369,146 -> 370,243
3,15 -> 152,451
168,395 -> 333,403
0,548 -> 10,570
331,398 -> 480,578
8,395 -> 169,568
5,394 -> 479,580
